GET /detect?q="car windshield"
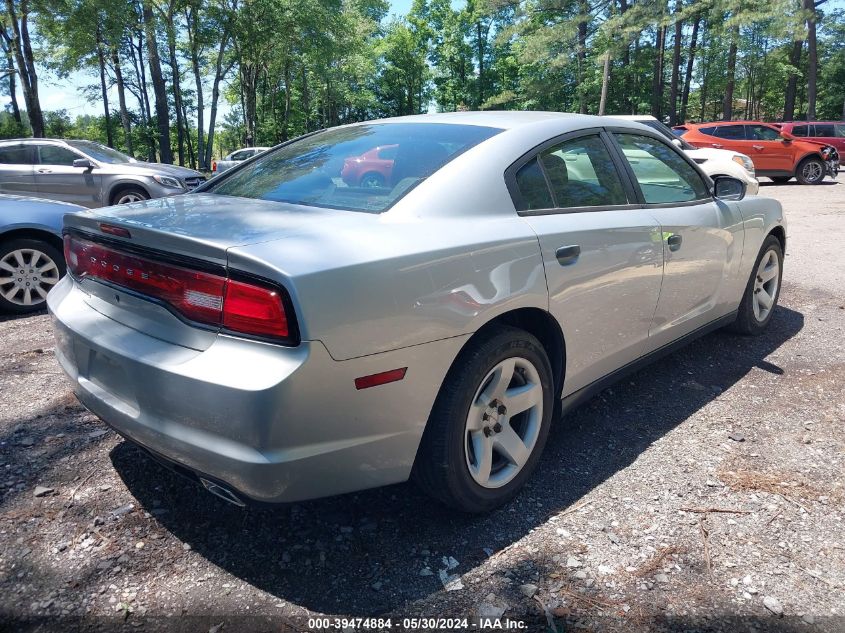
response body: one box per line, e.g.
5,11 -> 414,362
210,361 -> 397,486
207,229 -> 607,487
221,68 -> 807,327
66,141 -> 135,164
641,120 -> 695,150
203,122 -> 501,213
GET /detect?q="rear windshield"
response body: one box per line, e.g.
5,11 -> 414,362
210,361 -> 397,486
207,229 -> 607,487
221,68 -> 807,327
203,122 -> 501,213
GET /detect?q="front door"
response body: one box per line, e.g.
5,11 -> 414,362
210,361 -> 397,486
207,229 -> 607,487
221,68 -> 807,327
746,124 -> 794,173
34,144 -> 102,207
512,131 -> 665,395
611,132 -> 745,349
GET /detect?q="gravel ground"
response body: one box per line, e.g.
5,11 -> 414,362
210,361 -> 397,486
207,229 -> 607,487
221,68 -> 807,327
1,177 -> 843,633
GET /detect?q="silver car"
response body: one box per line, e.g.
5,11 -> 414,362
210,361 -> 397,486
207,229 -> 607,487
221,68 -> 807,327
0,139 -> 205,208
211,147 -> 271,175
48,112 -> 786,512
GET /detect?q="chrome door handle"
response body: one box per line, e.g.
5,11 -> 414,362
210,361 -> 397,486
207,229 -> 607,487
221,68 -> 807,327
555,245 -> 581,266
712,143 -> 723,148
667,234 -> 683,252
37,168 -> 52,173
752,145 -> 764,150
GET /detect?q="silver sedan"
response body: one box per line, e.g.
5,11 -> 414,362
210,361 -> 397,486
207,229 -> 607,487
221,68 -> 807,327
48,112 -> 786,512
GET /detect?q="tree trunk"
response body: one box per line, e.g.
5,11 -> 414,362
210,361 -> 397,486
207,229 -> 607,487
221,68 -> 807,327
95,25 -> 114,148
283,59 -> 292,141
204,38 -> 231,170
577,0 -> 588,114
186,6 -> 205,169
0,30 -> 22,123
651,25 -> 665,119
668,0 -> 682,125
476,21 -> 484,107
130,30 -> 156,161
783,40 -> 802,121
680,14 -> 700,123
5,0 -> 44,137
142,0 -> 173,163
598,51 -> 610,115
166,22 -> 185,166
723,27 -> 738,120
619,0 -> 632,114
111,48 -> 133,156
803,0 -> 817,121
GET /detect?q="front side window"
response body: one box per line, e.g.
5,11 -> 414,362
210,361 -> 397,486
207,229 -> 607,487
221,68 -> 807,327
813,124 -> 835,137
713,125 -> 746,140
614,133 -> 710,204
748,125 -> 781,141
65,141 -> 133,164
38,145 -> 83,166
204,123 -> 500,213
0,144 -> 36,165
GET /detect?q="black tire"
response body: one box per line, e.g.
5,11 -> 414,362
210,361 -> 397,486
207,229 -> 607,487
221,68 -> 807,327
729,235 -> 783,335
769,176 -> 791,184
111,186 -> 149,205
0,238 -> 66,314
359,172 -> 385,188
795,157 -> 826,185
412,326 -> 554,513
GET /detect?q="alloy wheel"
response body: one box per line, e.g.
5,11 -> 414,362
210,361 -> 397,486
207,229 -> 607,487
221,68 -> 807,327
116,193 -> 145,204
801,161 -> 823,183
752,248 -> 779,322
0,248 -> 61,307
464,356 -> 544,489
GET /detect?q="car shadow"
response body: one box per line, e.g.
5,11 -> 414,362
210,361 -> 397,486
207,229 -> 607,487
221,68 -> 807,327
759,180 -> 839,187
0,307 -> 47,323
111,305 -> 804,617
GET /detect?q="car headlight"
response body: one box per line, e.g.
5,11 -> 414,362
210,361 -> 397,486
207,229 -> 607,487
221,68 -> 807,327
152,175 -> 184,189
732,154 -> 755,176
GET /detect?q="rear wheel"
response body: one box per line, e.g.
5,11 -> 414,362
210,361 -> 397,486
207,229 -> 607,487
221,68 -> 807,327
729,235 -> 783,335
0,238 -> 65,314
795,157 -> 826,185
770,176 -> 791,184
413,326 -> 554,513
359,172 -> 385,188
113,186 -> 149,205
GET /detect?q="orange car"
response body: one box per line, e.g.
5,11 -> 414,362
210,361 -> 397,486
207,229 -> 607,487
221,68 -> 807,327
674,121 -> 840,184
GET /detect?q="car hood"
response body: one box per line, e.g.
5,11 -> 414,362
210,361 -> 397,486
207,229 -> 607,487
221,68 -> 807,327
100,161 -> 203,178
684,147 -> 742,161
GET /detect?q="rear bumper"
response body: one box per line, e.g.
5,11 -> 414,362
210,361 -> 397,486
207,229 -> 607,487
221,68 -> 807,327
48,276 -> 464,503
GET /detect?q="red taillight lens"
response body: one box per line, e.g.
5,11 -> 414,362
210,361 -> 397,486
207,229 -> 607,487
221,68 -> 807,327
223,279 -> 289,338
64,234 -> 293,342
211,161 -> 217,172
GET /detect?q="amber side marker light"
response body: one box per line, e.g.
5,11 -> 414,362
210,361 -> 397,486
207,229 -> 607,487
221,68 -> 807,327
354,368 -> 408,390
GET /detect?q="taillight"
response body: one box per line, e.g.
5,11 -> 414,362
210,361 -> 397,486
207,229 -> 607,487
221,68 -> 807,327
64,234 -> 293,342
211,161 -> 217,172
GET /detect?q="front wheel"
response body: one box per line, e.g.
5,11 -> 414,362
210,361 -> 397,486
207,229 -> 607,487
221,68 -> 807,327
113,186 -> 150,205
729,235 -> 783,335
413,326 -> 554,513
795,157 -> 826,185
0,238 -> 66,314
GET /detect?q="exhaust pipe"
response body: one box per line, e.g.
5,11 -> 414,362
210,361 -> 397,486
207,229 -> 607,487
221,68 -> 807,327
199,477 -> 245,507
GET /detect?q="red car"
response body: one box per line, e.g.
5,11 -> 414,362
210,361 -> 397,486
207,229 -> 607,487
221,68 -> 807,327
341,144 -> 398,188
674,121 -> 839,184
775,121 -> 845,153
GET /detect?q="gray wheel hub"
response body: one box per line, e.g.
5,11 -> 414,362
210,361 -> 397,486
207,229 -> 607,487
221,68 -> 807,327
0,248 -> 61,307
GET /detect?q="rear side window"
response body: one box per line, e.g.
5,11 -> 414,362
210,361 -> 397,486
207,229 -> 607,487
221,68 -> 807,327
0,144 -> 36,165
205,122 -> 500,213
698,127 -> 717,136
614,133 -> 710,204
813,124 -> 835,137
538,135 -> 627,208
748,125 -> 781,141
713,125 -> 746,140
791,125 -> 809,137
39,145 -> 82,166
230,150 -> 252,161
514,158 -> 554,211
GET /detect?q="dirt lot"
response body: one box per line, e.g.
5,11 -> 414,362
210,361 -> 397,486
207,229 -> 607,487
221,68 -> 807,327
1,177 -> 843,633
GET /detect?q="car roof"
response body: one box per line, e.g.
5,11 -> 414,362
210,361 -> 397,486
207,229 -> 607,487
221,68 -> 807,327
0,138 -> 74,146
355,111 -> 610,130
689,121 -> 777,127
603,114 -> 658,122
780,120 -> 841,125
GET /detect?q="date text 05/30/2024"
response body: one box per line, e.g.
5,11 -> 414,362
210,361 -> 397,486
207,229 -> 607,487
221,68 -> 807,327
306,617 -> 529,630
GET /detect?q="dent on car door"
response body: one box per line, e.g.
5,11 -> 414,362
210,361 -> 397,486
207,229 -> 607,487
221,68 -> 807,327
514,131 -> 664,396
35,145 -> 102,207
611,132 -> 745,350
0,144 -> 38,196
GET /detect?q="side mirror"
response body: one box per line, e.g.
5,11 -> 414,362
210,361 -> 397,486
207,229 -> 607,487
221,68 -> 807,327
713,175 -> 746,201
671,138 -> 683,148
780,131 -> 794,143
73,158 -> 95,170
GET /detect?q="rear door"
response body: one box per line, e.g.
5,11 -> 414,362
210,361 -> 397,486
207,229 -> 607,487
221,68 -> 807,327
512,130 -> 665,395
34,144 -> 102,207
610,131 -> 745,349
746,124 -> 794,172
0,143 -> 38,196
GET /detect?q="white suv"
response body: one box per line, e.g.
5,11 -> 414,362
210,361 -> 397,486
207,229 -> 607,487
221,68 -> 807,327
607,115 -> 759,195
